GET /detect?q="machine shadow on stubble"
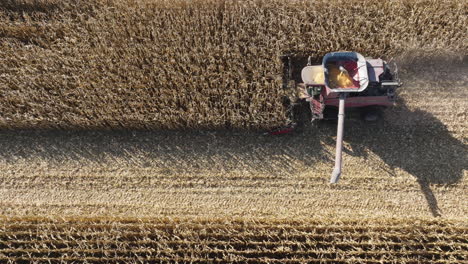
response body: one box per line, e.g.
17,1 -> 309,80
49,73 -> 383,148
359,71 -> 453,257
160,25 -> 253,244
0,105 -> 465,218
339,98 -> 466,217
0,125 -> 327,178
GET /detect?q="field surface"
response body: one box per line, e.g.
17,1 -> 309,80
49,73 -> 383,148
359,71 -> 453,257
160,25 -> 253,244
0,0 -> 467,263
0,57 -> 467,263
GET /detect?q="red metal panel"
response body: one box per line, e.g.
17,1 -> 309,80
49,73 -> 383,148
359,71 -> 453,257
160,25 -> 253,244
324,96 -> 394,107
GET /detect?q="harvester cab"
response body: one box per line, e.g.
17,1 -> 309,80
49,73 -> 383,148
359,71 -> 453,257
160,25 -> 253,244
301,62 -> 326,120
276,51 -> 402,183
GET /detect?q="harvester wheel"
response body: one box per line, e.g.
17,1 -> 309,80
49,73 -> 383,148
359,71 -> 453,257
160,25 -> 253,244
364,112 -> 379,122
361,106 -> 382,122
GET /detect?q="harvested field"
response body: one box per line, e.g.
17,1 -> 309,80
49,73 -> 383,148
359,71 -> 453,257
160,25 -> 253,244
0,0 -> 467,129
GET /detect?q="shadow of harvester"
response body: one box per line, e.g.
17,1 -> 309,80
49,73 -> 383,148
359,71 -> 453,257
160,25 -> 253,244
0,127 -> 327,178
338,98 -> 467,217
0,0 -> 59,14
0,100 -> 464,217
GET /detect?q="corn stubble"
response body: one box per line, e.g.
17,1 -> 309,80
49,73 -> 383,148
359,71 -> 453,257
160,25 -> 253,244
0,217 -> 466,263
0,0 -> 466,129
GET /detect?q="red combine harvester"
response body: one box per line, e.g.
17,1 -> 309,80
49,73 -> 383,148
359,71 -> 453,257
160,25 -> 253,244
272,51 -> 402,183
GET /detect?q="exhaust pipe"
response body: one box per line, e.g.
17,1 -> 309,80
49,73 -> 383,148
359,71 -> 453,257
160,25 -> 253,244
330,93 -> 346,183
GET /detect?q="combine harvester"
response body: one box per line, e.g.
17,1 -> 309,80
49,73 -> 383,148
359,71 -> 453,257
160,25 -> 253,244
273,51 -> 401,183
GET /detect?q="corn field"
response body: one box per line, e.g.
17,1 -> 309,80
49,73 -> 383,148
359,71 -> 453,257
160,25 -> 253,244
1,0 -> 467,263
0,0 -> 466,129
1,217 -> 467,263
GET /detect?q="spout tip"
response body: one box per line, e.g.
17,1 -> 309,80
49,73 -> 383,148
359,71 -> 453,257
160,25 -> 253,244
330,168 -> 341,184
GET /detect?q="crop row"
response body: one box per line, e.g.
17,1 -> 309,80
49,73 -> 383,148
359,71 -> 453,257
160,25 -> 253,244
0,217 -> 466,263
0,0 -> 466,129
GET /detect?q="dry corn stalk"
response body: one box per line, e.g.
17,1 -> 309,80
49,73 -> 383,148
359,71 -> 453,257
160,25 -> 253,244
0,0 -> 466,129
